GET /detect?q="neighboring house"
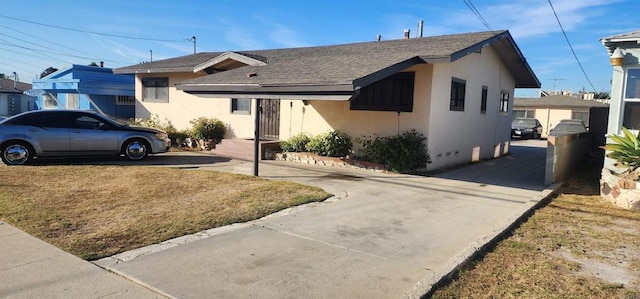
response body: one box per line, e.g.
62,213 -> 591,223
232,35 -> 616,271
115,30 -> 539,170
601,30 -> 640,168
30,64 -> 135,119
0,75 -> 36,117
514,95 -> 609,137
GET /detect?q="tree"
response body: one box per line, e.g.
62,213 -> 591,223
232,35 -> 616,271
594,91 -> 610,99
40,67 -> 58,78
88,62 -> 99,67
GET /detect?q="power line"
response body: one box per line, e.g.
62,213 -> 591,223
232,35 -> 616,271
0,14 -> 190,43
0,24 -> 123,64
462,0 -> 494,32
547,0 -> 597,93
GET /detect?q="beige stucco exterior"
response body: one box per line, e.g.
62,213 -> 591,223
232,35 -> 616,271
132,46 -> 517,170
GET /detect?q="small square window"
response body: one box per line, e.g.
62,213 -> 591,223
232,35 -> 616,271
231,98 -> 251,114
142,77 -> 169,102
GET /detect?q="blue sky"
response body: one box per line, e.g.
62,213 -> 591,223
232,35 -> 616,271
0,0 -> 636,97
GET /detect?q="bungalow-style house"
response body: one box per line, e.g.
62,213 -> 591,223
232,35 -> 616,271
514,95 -> 609,137
601,30 -> 640,168
30,64 -> 135,119
0,75 -> 36,117
115,30 -> 539,170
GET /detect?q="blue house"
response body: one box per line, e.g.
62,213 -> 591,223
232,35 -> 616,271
30,64 -> 135,119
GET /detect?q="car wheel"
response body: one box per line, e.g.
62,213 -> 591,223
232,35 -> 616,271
123,139 -> 149,161
1,141 -> 34,165
532,132 -> 539,140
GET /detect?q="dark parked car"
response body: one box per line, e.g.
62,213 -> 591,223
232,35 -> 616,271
511,117 -> 543,139
0,110 -> 170,165
548,119 -> 588,136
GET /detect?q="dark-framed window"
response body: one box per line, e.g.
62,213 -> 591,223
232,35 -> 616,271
231,98 -> 251,114
514,110 -> 535,118
480,86 -> 488,114
142,77 -> 169,102
350,72 -> 414,112
450,77 -> 466,111
499,90 -> 509,113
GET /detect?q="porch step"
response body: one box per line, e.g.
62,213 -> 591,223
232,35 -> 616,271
211,139 -> 282,161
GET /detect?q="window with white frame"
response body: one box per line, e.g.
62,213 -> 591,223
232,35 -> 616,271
623,68 -> 640,130
142,77 -> 169,102
571,111 -> 589,125
499,90 -> 509,113
231,98 -> 251,114
66,94 -> 79,109
513,110 -> 535,118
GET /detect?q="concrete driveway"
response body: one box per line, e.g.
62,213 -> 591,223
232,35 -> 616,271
94,140 -> 555,298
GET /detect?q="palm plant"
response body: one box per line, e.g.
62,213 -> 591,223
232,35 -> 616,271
602,127 -> 640,170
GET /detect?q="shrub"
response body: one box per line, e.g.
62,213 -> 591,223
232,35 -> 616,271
280,133 -> 311,152
128,114 -> 175,133
189,117 -> 226,140
356,130 -> 431,173
307,131 -> 352,157
602,127 -> 640,170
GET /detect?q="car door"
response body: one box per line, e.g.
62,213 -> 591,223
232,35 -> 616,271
68,112 -> 120,154
20,112 -> 71,154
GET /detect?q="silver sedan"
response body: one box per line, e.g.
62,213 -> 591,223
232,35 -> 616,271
0,110 -> 170,165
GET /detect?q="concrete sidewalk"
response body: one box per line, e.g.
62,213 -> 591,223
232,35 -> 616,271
89,140 -> 558,298
0,222 -> 166,298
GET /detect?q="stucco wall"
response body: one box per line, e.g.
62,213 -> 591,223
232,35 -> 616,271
279,64 -> 433,147
135,73 -> 256,138
427,46 -> 516,170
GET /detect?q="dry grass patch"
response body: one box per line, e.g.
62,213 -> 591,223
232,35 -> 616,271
431,163 -> 640,298
0,166 -> 330,260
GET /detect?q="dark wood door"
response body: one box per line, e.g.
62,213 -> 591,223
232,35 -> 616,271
259,99 -> 280,140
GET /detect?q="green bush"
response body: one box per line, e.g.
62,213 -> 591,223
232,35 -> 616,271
307,131 -> 352,157
602,127 -> 640,170
128,114 -> 176,133
280,133 -> 311,152
356,130 -> 431,173
189,117 -> 226,140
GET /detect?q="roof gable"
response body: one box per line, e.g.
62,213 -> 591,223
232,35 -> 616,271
194,51 -> 267,74
601,29 -> 640,53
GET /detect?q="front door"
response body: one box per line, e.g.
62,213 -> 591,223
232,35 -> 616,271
259,99 -> 280,140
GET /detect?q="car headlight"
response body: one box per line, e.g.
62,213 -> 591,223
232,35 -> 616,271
524,128 -> 533,132
155,132 -> 168,140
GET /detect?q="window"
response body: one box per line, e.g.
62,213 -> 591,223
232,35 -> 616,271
142,77 -> 169,102
450,77 -> 466,111
231,98 -> 251,114
44,94 -> 58,109
350,72 -> 415,112
499,90 -> 509,113
513,110 -> 535,118
623,68 -> 640,129
117,95 -> 136,106
66,94 -> 79,109
480,86 -> 488,114
571,111 -> 589,124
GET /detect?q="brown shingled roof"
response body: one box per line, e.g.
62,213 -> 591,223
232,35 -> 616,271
116,30 -> 539,95
0,78 -> 32,94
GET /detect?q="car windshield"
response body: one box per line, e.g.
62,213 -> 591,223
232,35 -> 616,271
101,113 -> 128,127
512,119 -> 536,127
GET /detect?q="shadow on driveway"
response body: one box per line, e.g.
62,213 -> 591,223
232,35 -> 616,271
22,152 -> 232,167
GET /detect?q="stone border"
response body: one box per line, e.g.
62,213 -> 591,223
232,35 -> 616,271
600,168 -> 640,210
274,152 -> 390,172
